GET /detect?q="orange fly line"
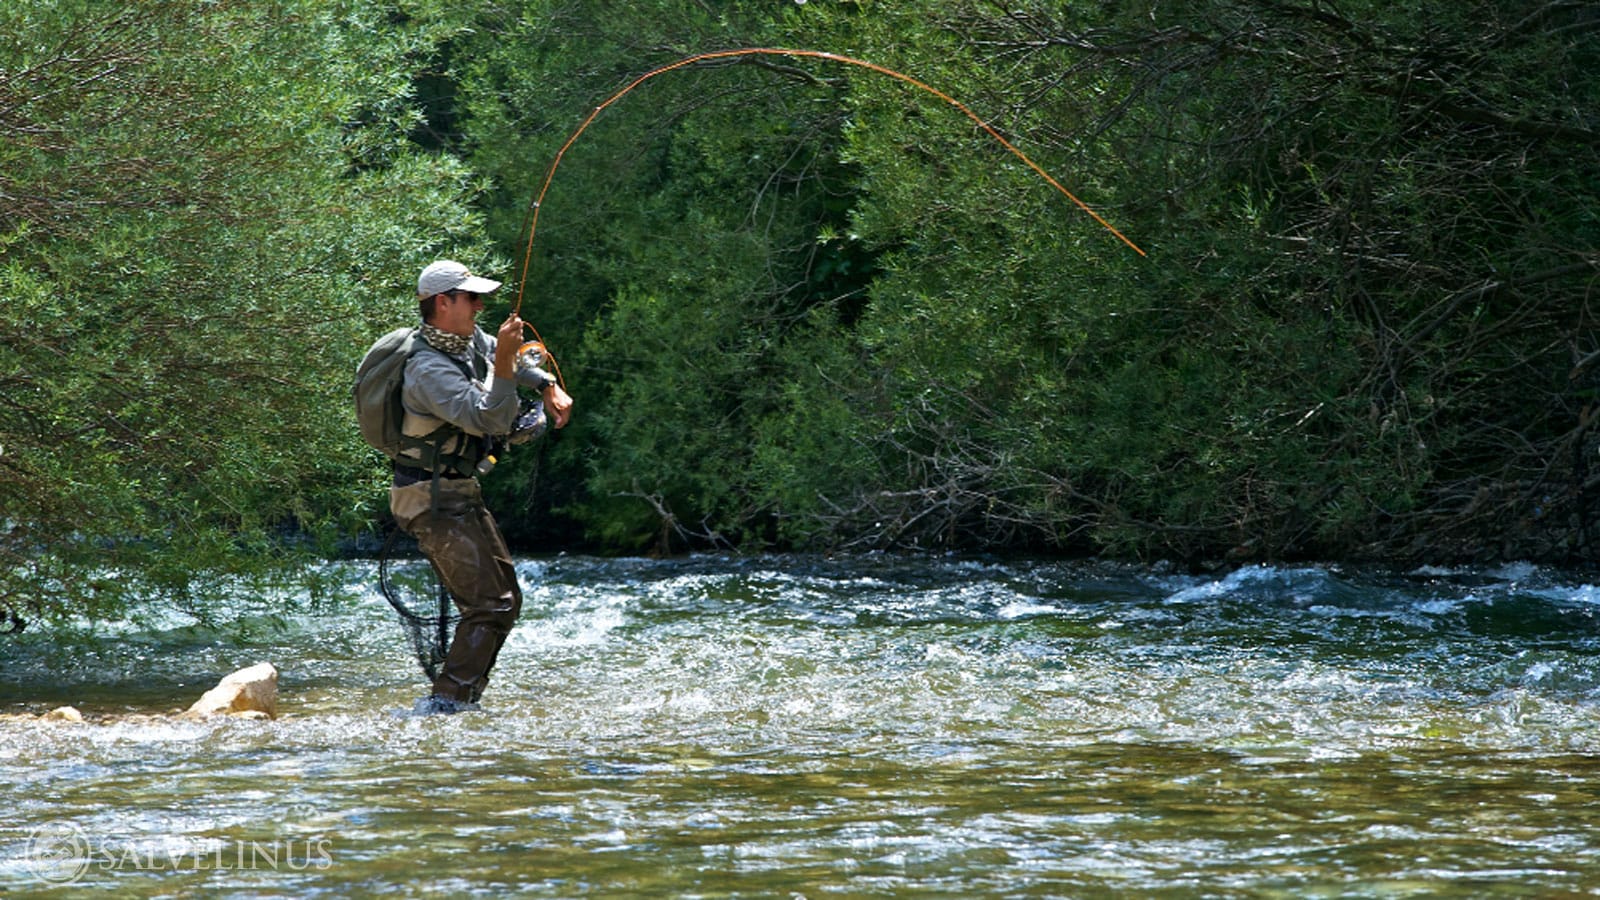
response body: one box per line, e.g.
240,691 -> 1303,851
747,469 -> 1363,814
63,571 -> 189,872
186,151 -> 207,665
512,47 -> 1148,379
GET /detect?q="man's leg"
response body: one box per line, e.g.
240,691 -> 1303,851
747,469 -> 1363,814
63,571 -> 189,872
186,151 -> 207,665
397,481 -> 523,703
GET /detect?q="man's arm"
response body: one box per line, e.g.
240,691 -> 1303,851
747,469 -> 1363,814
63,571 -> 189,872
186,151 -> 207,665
544,383 -> 573,428
403,350 -> 519,437
492,314 -> 521,381
487,315 -> 573,428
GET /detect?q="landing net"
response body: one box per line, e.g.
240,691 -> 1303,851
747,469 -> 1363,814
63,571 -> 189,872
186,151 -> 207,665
377,526 -> 458,683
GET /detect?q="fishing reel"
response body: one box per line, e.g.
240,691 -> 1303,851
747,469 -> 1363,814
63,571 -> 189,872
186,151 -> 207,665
515,340 -> 548,374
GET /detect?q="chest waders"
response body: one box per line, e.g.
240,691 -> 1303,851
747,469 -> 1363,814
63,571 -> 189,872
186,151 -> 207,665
400,340 -> 524,704
379,339 -> 496,685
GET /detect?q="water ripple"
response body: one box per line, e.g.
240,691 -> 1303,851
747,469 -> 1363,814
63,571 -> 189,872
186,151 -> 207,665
6,557 -> 1600,895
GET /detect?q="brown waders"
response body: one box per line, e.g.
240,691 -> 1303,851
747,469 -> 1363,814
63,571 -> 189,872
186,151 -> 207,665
391,473 -> 522,703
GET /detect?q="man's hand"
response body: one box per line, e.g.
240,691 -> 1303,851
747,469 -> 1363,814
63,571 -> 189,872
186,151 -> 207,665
493,313 -> 524,379
543,383 -> 574,428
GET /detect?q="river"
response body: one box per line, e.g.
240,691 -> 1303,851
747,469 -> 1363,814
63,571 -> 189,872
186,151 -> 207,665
3,554 -> 1600,896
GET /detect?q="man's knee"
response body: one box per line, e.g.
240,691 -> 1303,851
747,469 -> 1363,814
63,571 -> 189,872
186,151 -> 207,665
464,592 -> 520,630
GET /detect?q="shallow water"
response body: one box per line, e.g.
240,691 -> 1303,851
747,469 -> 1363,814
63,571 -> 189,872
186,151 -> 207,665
4,555 -> 1600,896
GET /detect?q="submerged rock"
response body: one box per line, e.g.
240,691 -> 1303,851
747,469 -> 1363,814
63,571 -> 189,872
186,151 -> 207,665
41,706 -> 85,723
183,662 -> 279,720
0,707 -> 90,724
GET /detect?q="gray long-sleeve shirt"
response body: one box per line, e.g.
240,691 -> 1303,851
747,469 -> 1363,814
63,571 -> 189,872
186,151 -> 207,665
397,328 -> 552,461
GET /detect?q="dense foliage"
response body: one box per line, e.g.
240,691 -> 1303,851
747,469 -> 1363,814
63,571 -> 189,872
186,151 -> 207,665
460,0 -> 1599,563
0,0 -> 496,624
4,0 -> 1596,623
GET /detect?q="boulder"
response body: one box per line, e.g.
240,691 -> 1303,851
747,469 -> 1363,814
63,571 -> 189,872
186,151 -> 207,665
184,663 -> 278,720
41,706 -> 85,723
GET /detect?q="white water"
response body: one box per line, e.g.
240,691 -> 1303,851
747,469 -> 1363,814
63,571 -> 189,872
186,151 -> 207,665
4,555 -> 1600,895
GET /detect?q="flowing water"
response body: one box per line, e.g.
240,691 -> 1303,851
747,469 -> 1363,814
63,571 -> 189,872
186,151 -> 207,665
4,555 -> 1600,896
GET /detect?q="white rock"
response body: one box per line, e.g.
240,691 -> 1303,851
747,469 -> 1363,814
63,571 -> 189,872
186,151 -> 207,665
184,663 -> 278,720
42,706 -> 85,723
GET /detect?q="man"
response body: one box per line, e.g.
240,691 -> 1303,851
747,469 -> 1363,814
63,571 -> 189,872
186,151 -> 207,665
392,259 -> 573,714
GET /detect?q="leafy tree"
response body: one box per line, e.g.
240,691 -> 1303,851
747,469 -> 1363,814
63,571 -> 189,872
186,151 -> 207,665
460,0 -> 1597,564
459,0 -> 877,552
0,0 -> 495,626
938,0 -> 1600,562
11,0 -> 1591,627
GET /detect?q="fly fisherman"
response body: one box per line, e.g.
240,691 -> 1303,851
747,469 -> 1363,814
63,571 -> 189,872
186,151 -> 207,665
393,260 -> 573,714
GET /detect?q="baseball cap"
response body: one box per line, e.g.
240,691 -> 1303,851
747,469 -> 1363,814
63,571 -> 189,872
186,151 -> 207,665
417,260 -> 502,297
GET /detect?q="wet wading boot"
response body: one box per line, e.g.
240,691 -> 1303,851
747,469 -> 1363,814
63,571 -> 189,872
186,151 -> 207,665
408,694 -> 481,716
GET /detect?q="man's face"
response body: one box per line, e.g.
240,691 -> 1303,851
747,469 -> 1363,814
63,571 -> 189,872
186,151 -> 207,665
434,289 -> 484,336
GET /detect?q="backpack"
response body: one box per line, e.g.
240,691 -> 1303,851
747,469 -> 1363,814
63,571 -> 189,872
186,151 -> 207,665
354,327 -> 427,461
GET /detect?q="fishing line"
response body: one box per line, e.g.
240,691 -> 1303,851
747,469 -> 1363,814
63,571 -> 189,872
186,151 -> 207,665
511,46 -> 1146,324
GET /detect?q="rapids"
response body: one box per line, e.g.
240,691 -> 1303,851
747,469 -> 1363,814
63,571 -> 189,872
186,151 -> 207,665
3,555 -> 1600,895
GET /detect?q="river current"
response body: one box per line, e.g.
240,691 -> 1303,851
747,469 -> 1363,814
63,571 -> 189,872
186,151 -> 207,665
3,554 -> 1600,896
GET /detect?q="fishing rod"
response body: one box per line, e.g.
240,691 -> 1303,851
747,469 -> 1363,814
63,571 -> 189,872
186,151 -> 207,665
511,46 -> 1147,328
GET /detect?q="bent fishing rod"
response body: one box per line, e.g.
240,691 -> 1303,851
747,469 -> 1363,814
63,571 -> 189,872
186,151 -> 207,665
510,47 -> 1148,384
